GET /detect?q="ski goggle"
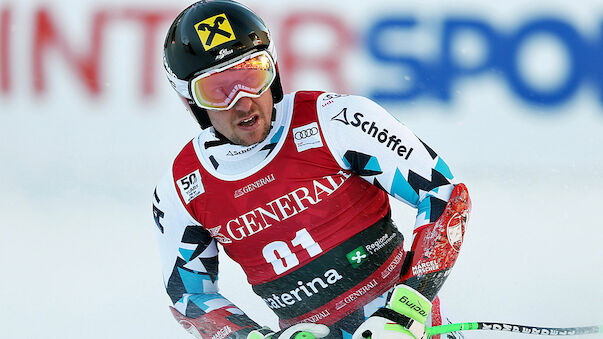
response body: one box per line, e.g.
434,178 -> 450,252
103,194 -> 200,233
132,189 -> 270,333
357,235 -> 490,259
189,51 -> 276,111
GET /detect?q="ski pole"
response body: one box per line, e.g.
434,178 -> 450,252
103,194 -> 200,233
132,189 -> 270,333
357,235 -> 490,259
427,322 -> 602,337
293,322 -> 601,338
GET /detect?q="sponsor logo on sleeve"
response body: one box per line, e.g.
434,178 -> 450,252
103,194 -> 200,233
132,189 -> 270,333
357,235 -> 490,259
177,170 -> 204,204
321,93 -> 347,107
331,108 -> 414,160
447,211 -> 467,252
292,122 -> 323,152
411,260 -> 440,276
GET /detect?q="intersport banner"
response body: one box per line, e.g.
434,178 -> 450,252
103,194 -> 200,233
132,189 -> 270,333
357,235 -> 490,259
1,0 -> 601,177
2,1 -> 602,106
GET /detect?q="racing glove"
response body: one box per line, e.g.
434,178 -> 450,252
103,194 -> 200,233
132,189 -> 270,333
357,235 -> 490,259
248,323 -> 330,339
352,285 -> 431,339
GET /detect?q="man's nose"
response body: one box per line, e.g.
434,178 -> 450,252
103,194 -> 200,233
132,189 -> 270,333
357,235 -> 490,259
234,97 -> 253,112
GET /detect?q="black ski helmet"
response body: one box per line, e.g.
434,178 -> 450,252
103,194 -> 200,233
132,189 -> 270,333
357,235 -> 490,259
163,0 -> 283,129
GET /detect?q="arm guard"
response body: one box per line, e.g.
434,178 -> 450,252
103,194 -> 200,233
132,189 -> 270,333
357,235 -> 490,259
400,183 -> 471,300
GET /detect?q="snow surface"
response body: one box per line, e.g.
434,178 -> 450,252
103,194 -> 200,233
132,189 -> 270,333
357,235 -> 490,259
1,172 -> 601,339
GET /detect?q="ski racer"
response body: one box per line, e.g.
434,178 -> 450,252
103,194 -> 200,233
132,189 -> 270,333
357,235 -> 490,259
152,1 -> 471,338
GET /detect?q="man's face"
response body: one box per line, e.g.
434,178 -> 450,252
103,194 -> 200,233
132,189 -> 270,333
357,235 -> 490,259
206,89 -> 274,146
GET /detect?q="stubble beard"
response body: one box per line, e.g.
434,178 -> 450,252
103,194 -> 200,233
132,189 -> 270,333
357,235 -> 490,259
231,120 -> 271,146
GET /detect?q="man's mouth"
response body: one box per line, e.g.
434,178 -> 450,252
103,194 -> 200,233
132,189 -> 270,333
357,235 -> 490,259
238,115 -> 258,127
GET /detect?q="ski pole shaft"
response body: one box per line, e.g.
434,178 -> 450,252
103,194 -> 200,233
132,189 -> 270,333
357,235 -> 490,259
427,322 -> 602,337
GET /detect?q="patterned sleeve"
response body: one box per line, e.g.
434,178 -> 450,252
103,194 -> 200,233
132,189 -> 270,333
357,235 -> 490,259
316,93 -> 456,229
152,170 -> 259,338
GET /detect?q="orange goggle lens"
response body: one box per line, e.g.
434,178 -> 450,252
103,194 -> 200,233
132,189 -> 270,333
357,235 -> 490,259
190,51 -> 276,110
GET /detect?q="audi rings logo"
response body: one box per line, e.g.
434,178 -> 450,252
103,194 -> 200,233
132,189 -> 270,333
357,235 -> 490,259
292,122 -> 323,152
294,127 -> 319,140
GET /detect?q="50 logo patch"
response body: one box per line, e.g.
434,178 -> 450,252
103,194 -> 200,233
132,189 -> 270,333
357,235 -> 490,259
177,170 -> 205,204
